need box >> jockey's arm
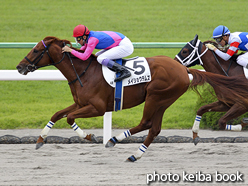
[215,49,232,61]
[215,41,239,61]
[80,44,87,51]
[71,37,99,61]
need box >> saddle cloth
[102,57,151,88]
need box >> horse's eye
[34,49,39,53]
[182,50,187,54]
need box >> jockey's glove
[205,43,216,51]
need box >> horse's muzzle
[16,64,34,75]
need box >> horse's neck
[202,56,243,76]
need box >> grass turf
[1,0,247,129]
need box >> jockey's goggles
[214,37,223,43]
[75,37,82,46]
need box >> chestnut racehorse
[175,35,248,145]
[17,36,248,161]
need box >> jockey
[206,25,248,68]
[62,24,134,82]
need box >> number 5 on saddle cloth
[102,57,151,111]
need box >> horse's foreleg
[192,101,229,145]
[36,103,78,149]
[192,115,201,145]
[66,104,105,143]
[69,122,97,142]
[36,121,55,149]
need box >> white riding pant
[237,52,248,68]
[96,37,134,64]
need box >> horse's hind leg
[105,117,153,148]
[106,98,170,162]
[218,103,247,131]
[126,107,165,162]
[241,118,248,128]
[105,99,157,148]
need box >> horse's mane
[203,40,227,52]
[43,36,97,58]
[203,40,243,62]
[44,36,71,46]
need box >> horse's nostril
[16,65,23,72]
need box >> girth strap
[114,59,124,111]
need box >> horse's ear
[192,34,198,46]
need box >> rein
[68,56,92,86]
[66,52,83,87]
[211,51,229,77]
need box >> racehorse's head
[175,34,205,67]
[16,36,71,75]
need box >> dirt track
[0,143,247,185]
[0,129,247,185]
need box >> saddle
[107,56,139,72]
[102,56,151,88]
[122,56,139,62]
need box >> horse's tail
[188,68,248,107]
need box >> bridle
[24,40,65,72]
[176,38,231,77]
[176,39,208,67]
[24,39,92,87]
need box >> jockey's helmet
[212,25,230,38]
[73,24,90,37]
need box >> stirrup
[114,70,131,82]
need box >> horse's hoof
[193,136,200,146]
[84,134,98,143]
[105,140,115,148]
[241,119,248,128]
[36,142,44,150]
[242,118,248,124]
[125,155,137,162]
[105,137,118,148]
[90,134,98,143]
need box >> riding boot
[102,59,131,82]
[111,62,131,82]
